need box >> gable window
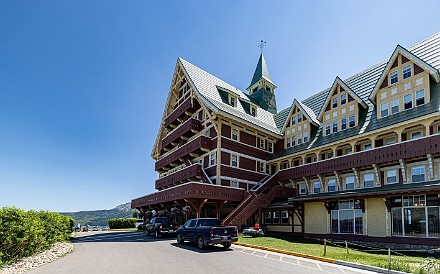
[404,94,413,110]
[332,121,338,133]
[286,137,290,148]
[259,138,265,149]
[341,117,347,130]
[230,181,238,188]
[391,98,399,114]
[325,123,331,135]
[345,176,355,190]
[332,98,338,108]
[297,113,303,122]
[291,116,296,125]
[209,152,217,166]
[403,65,412,79]
[349,115,355,127]
[386,170,397,184]
[341,94,347,105]
[299,182,307,195]
[268,142,273,153]
[251,106,257,117]
[313,181,321,194]
[416,89,425,106]
[303,132,308,143]
[327,179,336,192]
[231,154,238,167]
[231,128,238,141]
[411,166,425,183]
[380,102,389,118]
[363,173,374,188]
[390,71,398,85]
[291,136,296,146]
[229,96,236,107]
[297,133,303,145]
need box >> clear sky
[1,1,439,212]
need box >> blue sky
[1,1,439,212]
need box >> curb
[233,242,407,274]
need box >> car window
[149,218,155,224]
[188,220,197,227]
[199,219,220,226]
[183,220,192,227]
[156,217,171,223]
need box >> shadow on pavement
[170,242,234,253]
[73,231,174,243]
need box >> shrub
[108,218,136,229]
[0,207,74,266]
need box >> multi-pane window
[328,179,337,192]
[349,115,355,127]
[403,65,412,79]
[341,117,347,130]
[231,128,238,141]
[268,142,273,153]
[411,166,425,183]
[416,89,425,106]
[313,181,321,194]
[386,170,397,184]
[341,94,347,105]
[259,138,265,149]
[297,113,303,122]
[363,173,374,188]
[411,131,422,140]
[391,98,399,114]
[260,162,265,173]
[345,176,355,190]
[390,71,398,84]
[230,181,238,188]
[291,116,296,125]
[273,212,280,224]
[231,154,238,167]
[291,136,296,146]
[380,102,389,118]
[332,98,338,108]
[286,137,290,148]
[404,94,413,110]
[264,212,271,224]
[281,211,289,224]
[303,132,308,143]
[210,152,216,166]
[299,182,307,195]
[325,123,331,135]
[385,136,397,145]
[229,96,235,107]
[251,107,256,117]
[331,200,363,234]
[332,121,338,133]
[298,133,303,145]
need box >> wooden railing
[162,118,202,149]
[155,164,202,190]
[164,98,200,128]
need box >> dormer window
[291,116,296,125]
[251,106,257,117]
[325,123,331,135]
[403,65,412,79]
[297,113,303,122]
[341,94,347,105]
[332,121,338,133]
[390,71,398,84]
[229,96,236,107]
[349,115,355,127]
[332,98,338,108]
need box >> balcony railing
[162,118,203,149]
[164,98,200,128]
[155,164,202,190]
[131,182,246,208]
[155,135,212,171]
[278,134,440,182]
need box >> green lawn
[238,234,438,273]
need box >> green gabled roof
[248,53,274,88]
[249,87,277,114]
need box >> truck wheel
[223,242,231,249]
[155,230,160,238]
[176,233,184,244]
[197,236,205,249]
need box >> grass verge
[108,228,137,231]
[237,234,438,273]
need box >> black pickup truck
[145,217,180,238]
[176,218,238,249]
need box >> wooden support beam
[352,168,360,189]
[185,198,208,218]
[333,171,342,191]
[372,164,381,187]
[213,201,227,219]
[428,154,434,179]
[399,159,407,183]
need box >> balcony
[164,98,200,129]
[278,134,440,182]
[156,164,202,190]
[155,135,212,172]
[162,118,203,150]
[131,182,246,208]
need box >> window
[251,107,256,117]
[363,143,372,150]
[345,176,355,190]
[209,152,216,166]
[268,142,273,153]
[327,179,336,192]
[363,173,374,188]
[291,116,296,125]
[416,89,425,106]
[332,121,338,133]
[291,136,296,146]
[344,147,352,155]
[380,102,389,118]
[297,113,303,122]
[332,98,338,108]
[230,181,238,188]
[341,117,347,130]
[349,115,355,127]
[411,166,425,183]
[259,138,265,149]
[403,65,412,79]
[411,131,422,140]
[341,94,347,105]
[259,162,265,173]
[229,96,235,107]
[231,128,238,141]
[325,123,331,135]
[273,212,280,224]
[404,94,413,110]
[313,181,321,194]
[303,132,308,143]
[331,200,363,234]
[297,133,303,145]
[391,98,399,114]
[264,212,271,224]
[386,170,397,184]
[286,137,290,148]
[231,154,238,167]
[390,71,398,84]
[281,211,289,224]
[385,136,396,145]
[299,182,307,195]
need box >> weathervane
[258,40,266,53]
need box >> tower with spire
[247,52,278,114]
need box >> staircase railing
[221,192,256,225]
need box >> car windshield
[199,219,220,226]
[156,217,171,223]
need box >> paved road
[29,231,376,274]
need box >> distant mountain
[60,202,136,226]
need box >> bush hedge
[108,218,136,229]
[0,207,74,267]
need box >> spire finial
[258,40,266,53]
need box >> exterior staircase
[221,172,296,228]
